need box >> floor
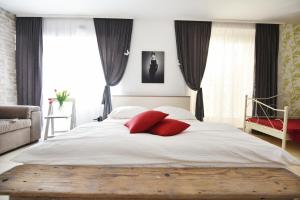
[0,131,67,200]
[0,146,29,200]
[251,131,300,159]
[0,131,300,200]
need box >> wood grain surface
[1,165,300,200]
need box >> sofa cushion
[0,119,31,135]
[0,106,40,119]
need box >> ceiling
[0,0,300,23]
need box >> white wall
[111,19,187,96]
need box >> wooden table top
[0,164,300,200]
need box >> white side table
[44,98,76,140]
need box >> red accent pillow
[125,111,168,133]
[150,119,190,136]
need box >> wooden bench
[1,165,300,200]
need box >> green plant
[55,89,70,108]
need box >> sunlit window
[42,18,105,128]
[201,23,255,127]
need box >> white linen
[108,106,148,119]
[12,119,300,168]
[154,106,196,120]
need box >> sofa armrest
[0,105,40,119]
[30,110,42,142]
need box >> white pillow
[153,106,196,120]
[108,106,148,119]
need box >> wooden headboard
[112,95,190,110]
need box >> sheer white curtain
[42,18,105,126]
[201,23,255,127]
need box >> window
[201,23,255,127]
[42,18,105,127]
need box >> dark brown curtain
[253,24,279,117]
[16,17,43,106]
[94,18,133,119]
[175,20,212,121]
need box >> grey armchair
[0,105,41,154]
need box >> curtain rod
[16,14,285,24]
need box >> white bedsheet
[12,119,300,168]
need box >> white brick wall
[0,7,17,105]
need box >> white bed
[5,101,300,200]
[13,117,300,168]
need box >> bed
[243,95,300,149]
[1,96,300,199]
[10,118,300,168]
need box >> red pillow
[125,111,168,133]
[149,119,190,136]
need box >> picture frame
[142,51,164,83]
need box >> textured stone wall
[0,7,17,105]
[278,24,300,117]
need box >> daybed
[244,95,300,149]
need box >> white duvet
[12,119,300,168]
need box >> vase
[56,104,66,115]
[58,101,64,109]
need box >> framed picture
[142,51,164,83]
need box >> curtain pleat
[175,20,212,121]
[94,18,133,119]
[253,24,279,117]
[16,17,43,106]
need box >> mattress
[12,119,300,168]
[247,117,300,141]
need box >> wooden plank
[0,165,300,200]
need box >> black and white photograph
[142,51,164,83]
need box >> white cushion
[153,106,196,120]
[108,106,148,119]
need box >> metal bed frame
[243,95,289,149]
